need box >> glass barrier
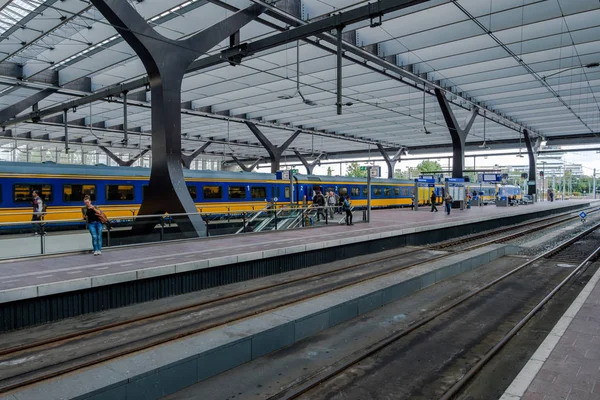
[0,205,360,260]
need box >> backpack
[94,207,109,224]
[342,199,350,211]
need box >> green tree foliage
[346,162,368,178]
[393,169,407,179]
[416,160,442,173]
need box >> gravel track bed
[515,212,600,257]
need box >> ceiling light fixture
[541,62,600,80]
[421,81,430,134]
[277,40,318,106]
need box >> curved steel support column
[90,0,265,237]
[523,129,541,196]
[245,122,300,172]
[99,146,149,167]
[434,88,477,178]
[377,144,404,179]
[294,151,324,175]
[181,141,211,169]
[231,155,262,172]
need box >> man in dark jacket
[313,191,326,222]
[430,190,438,212]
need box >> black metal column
[90,0,265,237]
[122,90,128,145]
[99,146,149,167]
[231,155,262,172]
[336,26,343,115]
[377,144,404,179]
[294,151,324,175]
[523,129,541,196]
[181,141,211,169]
[434,88,477,178]
[245,122,300,173]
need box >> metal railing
[0,205,362,259]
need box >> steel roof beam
[293,151,325,175]
[230,155,263,172]
[0,88,57,125]
[99,145,149,167]
[246,121,300,173]
[181,141,212,169]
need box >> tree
[416,160,442,174]
[346,162,367,178]
[393,168,406,179]
[327,166,333,176]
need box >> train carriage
[0,161,430,227]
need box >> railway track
[0,206,596,394]
[266,223,600,400]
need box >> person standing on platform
[83,195,105,255]
[444,192,453,215]
[430,190,438,212]
[31,190,44,235]
[326,191,336,219]
[313,191,326,222]
[343,196,353,225]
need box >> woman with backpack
[83,195,107,255]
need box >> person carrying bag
[83,195,106,255]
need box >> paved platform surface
[501,261,600,400]
[0,200,594,304]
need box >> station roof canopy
[0,0,599,161]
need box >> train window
[63,184,96,202]
[187,185,197,200]
[251,186,267,199]
[106,185,134,201]
[351,187,360,196]
[284,187,290,198]
[362,187,368,196]
[274,186,280,200]
[339,187,348,196]
[203,185,222,199]
[229,186,246,199]
[0,184,2,203]
[373,187,382,196]
[14,184,52,203]
[394,188,400,196]
[384,188,391,197]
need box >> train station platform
[501,260,600,400]
[0,199,595,333]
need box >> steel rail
[0,206,592,354]
[439,235,600,399]
[0,208,596,392]
[269,221,600,400]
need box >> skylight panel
[0,0,43,36]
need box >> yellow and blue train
[0,161,445,226]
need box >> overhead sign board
[527,180,536,186]
[276,170,290,180]
[445,178,465,183]
[480,173,502,182]
[370,166,380,178]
